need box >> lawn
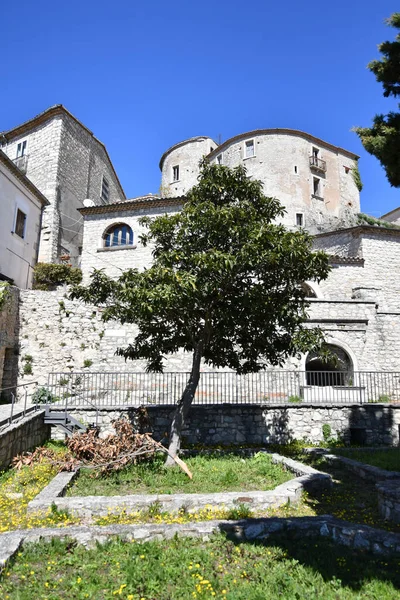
[334,448,400,472]
[272,445,400,534]
[67,452,292,496]
[1,534,400,599]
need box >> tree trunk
[165,345,202,466]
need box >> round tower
[159,136,217,197]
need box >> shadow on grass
[220,530,400,592]
[300,453,400,534]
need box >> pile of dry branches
[66,418,159,474]
[13,417,192,478]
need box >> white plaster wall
[0,163,43,288]
[2,118,63,264]
[80,203,183,282]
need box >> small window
[16,141,27,158]
[210,146,214,152]
[101,176,110,203]
[172,165,180,182]
[14,209,26,238]
[104,223,134,248]
[312,147,319,159]
[244,139,255,158]
[313,177,321,197]
[296,213,304,227]
[294,165,298,174]
[217,153,223,165]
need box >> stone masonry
[1,106,125,265]
[51,403,400,446]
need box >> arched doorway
[305,344,353,387]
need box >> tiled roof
[79,195,185,215]
[328,255,364,265]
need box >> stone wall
[16,286,400,397]
[55,403,400,446]
[0,287,19,399]
[0,411,50,469]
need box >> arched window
[103,223,134,248]
[305,344,353,387]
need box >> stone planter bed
[27,452,331,519]
[309,447,400,526]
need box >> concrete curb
[27,452,332,517]
[2,515,400,572]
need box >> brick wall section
[52,404,400,446]
[0,411,50,470]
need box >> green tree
[71,162,330,463]
[355,14,400,186]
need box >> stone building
[3,123,400,405]
[160,129,361,233]
[0,105,125,266]
[73,128,400,388]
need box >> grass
[68,452,292,497]
[334,448,400,472]
[2,533,400,599]
[0,442,78,533]
[273,445,400,534]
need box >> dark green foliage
[71,162,330,455]
[351,160,363,191]
[31,387,58,404]
[322,424,332,441]
[71,162,329,373]
[355,14,400,186]
[33,262,82,291]
[357,213,400,229]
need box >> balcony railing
[309,155,326,173]
[13,154,28,174]
[39,370,400,408]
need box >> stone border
[308,448,400,483]
[3,515,400,571]
[27,452,331,517]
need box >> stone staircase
[44,407,86,437]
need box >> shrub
[288,395,302,403]
[322,423,332,441]
[83,359,93,368]
[33,263,82,291]
[23,363,32,375]
[32,387,58,404]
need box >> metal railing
[309,155,327,172]
[44,371,400,408]
[12,154,28,174]
[0,381,41,429]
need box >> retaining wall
[54,403,400,446]
[0,411,50,470]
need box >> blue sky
[2,0,399,216]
